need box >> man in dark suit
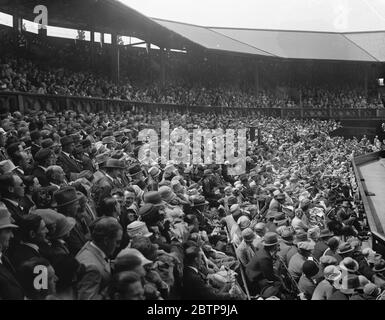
[30,130,42,160]
[246,232,283,295]
[56,136,82,181]
[76,217,122,300]
[32,148,56,187]
[80,139,96,172]
[7,213,49,271]
[0,173,26,224]
[91,159,125,209]
[0,207,24,300]
[182,246,233,300]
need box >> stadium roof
[154,18,383,62]
[1,0,385,62]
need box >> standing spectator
[0,206,24,300]
[76,217,122,300]
[298,260,319,299]
[236,228,256,267]
[0,173,26,223]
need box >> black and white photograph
[1,0,385,305]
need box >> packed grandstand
[1,1,385,301]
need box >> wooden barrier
[352,152,385,256]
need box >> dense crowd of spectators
[1,56,383,109]
[1,103,385,300]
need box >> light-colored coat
[76,241,111,300]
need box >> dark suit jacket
[246,247,278,286]
[81,155,95,172]
[313,240,329,261]
[32,166,49,187]
[67,222,89,256]
[2,198,24,224]
[0,255,25,300]
[57,152,82,180]
[182,266,231,300]
[7,243,42,272]
[31,143,41,159]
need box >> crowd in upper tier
[0,56,382,109]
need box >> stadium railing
[0,91,383,120]
[352,151,385,257]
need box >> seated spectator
[7,213,49,271]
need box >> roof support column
[111,33,120,84]
[254,60,260,94]
[364,66,368,97]
[90,31,95,69]
[160,47,166,88]
[12,10,22,34]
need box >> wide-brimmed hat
[237,216,251,230]
[0,160,19,174]
[261,232,279,247]
[143,191,166,207]
[41,138,61,149]
[158,186,177,203]
[34,148,53,163]
[273,212,288,226]
[102,159,125,169]
[320,255,338,266]
[116,247,153,266]
[254,222,266,232]
[189,196,209,207]
[339,257,359,273]
[294,231,308,244]
[138,203,162,223]
[319,228,334,239]
[337,242,354,255]
[334,274,361,294]
[323,265,342,281]
[373,259,385,273]
[297,241,315,252]
[242,228,256,242]
[0,206,18,230]
[126,221,153,238]
[52,187,82,208]
[60,136,74,147]
[34,209,76,240]
[281,229,294,243]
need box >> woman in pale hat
[312,265,342,300]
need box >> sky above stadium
[119,0,385,32]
